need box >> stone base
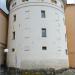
[6,67,69,75]
[69,67,75,69]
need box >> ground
[56,69,75,75]
[0,68,75,75]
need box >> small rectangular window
[65,49,68,55]
[41,10,46,18]
[12,48,15,52]
[13,32,15,40]
[42,46,47,50]
[22,0,28,2]
[65,33,67,40]
[51,0,57,4]
[42,28,46,37]
[13,14,16,21]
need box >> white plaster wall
[7,0,69,70]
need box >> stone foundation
[3,67,68,75]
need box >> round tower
[6,0,68,70]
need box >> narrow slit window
[41,10,46,18]
[42,28,47,37]
[13,32,15,40]
[13,14,16,21]
[65,49,68,55]
[65,33,67,41]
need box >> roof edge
[0,8,8,17]
[6,0,67,10]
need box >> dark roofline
[0,8,8,17]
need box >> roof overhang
[6,0,67,10]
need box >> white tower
[6,0,68,70]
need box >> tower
[0,9,8,67]
[6,0,68,70]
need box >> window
[65,33,67,41]
[65,49,68,55]
[61,5,64,8]
[12,48,15,52]
[42,46,47,50]
[41,10,46,18]
[42,28,46,37]
[13,14,16,21]
[22,0,28,2]
[13,32,15,40]
[51,0,57,4]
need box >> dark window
[13,32,15,40]
[13,14,16,21]
[22,0,28,2]
[12,48,15,52]
[65,33,67,41]
[51,0,57,4]
[41,10,46,18]
[65,49,68,55]
[42,28,46,37]
[42,46,47,50]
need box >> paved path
[0,68,75,75]
[57,69,75,75]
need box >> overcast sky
[0,0,75,14]
[67,0,75,3]
[0,0,8,13]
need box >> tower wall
[7,0,68,70]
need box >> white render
[7,0,69,70]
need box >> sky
[0,0,8,13]
[0,0,75,14]
[67,0,75,3]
